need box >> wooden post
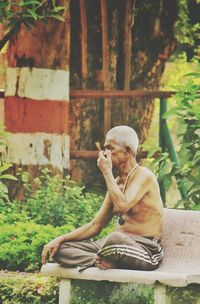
[101,0,111,134]
[80,0,88,80]
[123,0,134,124]
[59,279,72,304]
[154,283,167,304]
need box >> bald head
[105,126,139,155]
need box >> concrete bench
[41,208,200,304]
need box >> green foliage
[149,72,200,209]
[0,127,17,206]
[0,215,112,271]
[161,52,199,90]
[1,276,200,304]
[17,169,104,227]
[0,0,66,27]
[0,275,59,304]
[108,283,153,304]
[175,0,200,46]
[0,220,73,271]
[72,281,153,304]
[0,170,112,271]
[167,285,200,304]
[0,276,150,304]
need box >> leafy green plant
[149,72,200,209]
[175,0,200,46]
[109,283,153,304]
[0,127,17,206]
[0,169,113,271]
[167,285,200,304]
[0,221,74,271]
[16,169,104,227]
[0,275,59,304]
[0,214,112,271]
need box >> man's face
[103,138,127,168]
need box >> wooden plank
[123,0,133,124]
[70,150,98,159]
[0,90,177,99]
[101,0,111,133]
[80,0,88,79]
[70,150,159,159]
[70,90,175,98]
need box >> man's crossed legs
[54,232,163,271]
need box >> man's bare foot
[95,255,114,270]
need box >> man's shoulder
[137,166,158,185]
[138,165,155,178]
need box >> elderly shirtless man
[42,126,164,271]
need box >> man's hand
[41,236,64,264]
[97,150,112,173]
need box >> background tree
[70,0,179,186]
[2,0,199,189]
[3,0,70,199]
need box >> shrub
[0,275,59,304]
[0,275,150,304]
[15,169,104,227]
[149,73,200,209]
[0,221,74,272]
[0,127,17,206]
[0,170,114,272]
[0,219,113,272]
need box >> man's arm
[41,192,113,264]
[103,170,151,214]
[97,151,151,214]
[57,192,113,241]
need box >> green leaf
[50,14,65,22]
[18,1,25,6]
[0,2,8,9]
[147,147,161,158]
[24,0,41,5]
[184,72,200,78]
[162,107,178,119]
[18,0,40,6]
[52,6,65,13]
[0,163,12,174]
[0,174,17,180]
[26,9,38,20]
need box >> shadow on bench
[41,208,200,304]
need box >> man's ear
[125,146,132,155]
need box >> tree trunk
[69,0,178,187]
[5,2,70,199]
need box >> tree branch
[0,23,20,51]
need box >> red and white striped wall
[4,67,70,171]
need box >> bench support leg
[59,279,71,304]
[154,283,167,304]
